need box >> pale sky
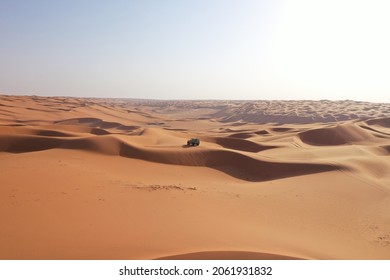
[1,0,389,102]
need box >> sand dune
[0,132,338,181]
[1,94,390,260]
[298,124,374,146]
[156,251,303,260]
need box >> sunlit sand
[1,95,390,259]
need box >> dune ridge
[155,251,304,260]
[0,128,339,181]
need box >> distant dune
[1,94,390,260]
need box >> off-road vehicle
[187,138,200,146]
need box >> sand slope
[1,95,390,259]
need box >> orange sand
[1,95,390,259]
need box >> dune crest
[155,251,304,260]
[0,130,339,181]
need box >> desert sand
[1,94,390,260]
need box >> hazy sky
[1,0,389,102]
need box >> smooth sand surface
[1,95,390,259]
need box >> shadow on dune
[181,144,194,148]
[255,129,270,135]
[119,141,338,181]
[227,132,255,139]
[36,130,76,137]
[213,137,277,153]
[381,145,390,154]
[271,127,293,132]
[0,135,121,155]
[298,124,374,146]
[0,134,339,182]
[366,117,390,128]
[55,117,140,131]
